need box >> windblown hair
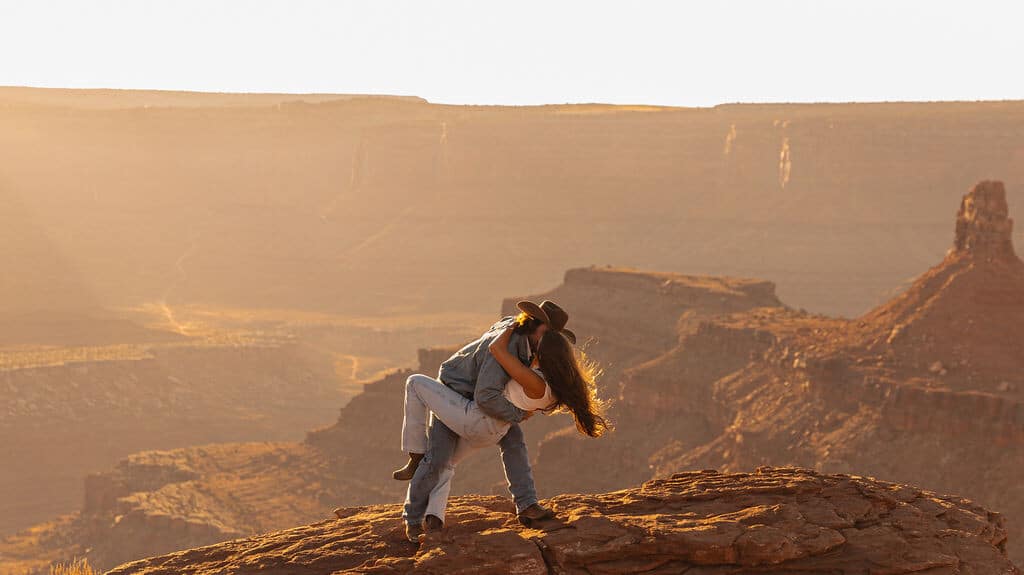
[535,331,611,438]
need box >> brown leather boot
[423,514,444,533]
[517,503,555,526]
[405,521,425,544]
[392,453,424,481]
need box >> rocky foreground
[106,467,1016,575]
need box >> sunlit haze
[7,1,1024,574]
[2,0,1022,105]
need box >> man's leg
[403,413,457,527]
[424,438,481,523]
[498,423,539,514]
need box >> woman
[394,311,610,530]
[488,320,610,439]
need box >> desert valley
[2,87,1024,574]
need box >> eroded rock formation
[654,181,1024,563]
[0,338,349,538]
[104,467,1017,575]
[953,180,1018,258]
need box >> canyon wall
[0,340,346,535]
[4,90,1024,319]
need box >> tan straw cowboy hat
[516,299,577,344]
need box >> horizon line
[3,84,1024,110]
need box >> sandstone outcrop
[105,467,1018,575]
[500,266,783,380]
[0,338,347,537]
[953,180,1017,257]
[653,181,1024,564]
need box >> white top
[503,367,557,411]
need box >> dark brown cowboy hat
[516,299,577,345]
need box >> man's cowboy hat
[516,299,577,344]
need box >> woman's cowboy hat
[516,299,577,344]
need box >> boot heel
[392,453,424,481]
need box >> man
[399,300,570,542]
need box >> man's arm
[474,335,527,423]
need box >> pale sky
[2,0,1022,106]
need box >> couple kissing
[389,299,610,544]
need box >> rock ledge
[106,466,1017,574]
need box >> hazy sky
[2,0,1022,106]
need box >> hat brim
[516,300,551,325]
[559,328,577,345]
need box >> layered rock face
[79,443,342,569]
[105,467,1018,575]
[851,180,1024,394]
[653,181,1024,563]
[500,267,782,380]
[522,280,798,495]
[0,339,347,536]
[0,442,343,572]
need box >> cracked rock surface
[105,467,1018,574]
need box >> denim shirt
[438,316,530,423]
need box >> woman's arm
[488,327,548,399]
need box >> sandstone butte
[104,467,1017,575]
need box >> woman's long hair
[535,329,611,438]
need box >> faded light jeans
[401,374,537,524]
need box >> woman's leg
[424,435,482,524]
[402,373,498,450]
[401,374,434,454]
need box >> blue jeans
[401,375,538,525]
[402,374,509,453]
